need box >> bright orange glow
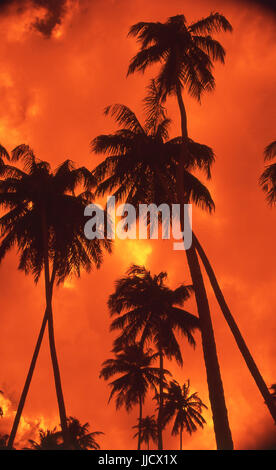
[0,0,275,450]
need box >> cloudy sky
[0,0,275,450]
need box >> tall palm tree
[100,343,162,450]
[127,12,234,449]
[108,265,199,450]
[260,140,276,205]
[132,415,158,450]
[162,379,207,450]
[92,93,276,427]
[0,145,111,448]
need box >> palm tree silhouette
[162,379,207,450]
[260,140,276,205]
[127,12,234,450]
[28,428,61,450]
[0,145,111,448]
[100,343,162,450]
[132,415,158,450]
[27,417,103,450]
[108,265,199,450]
[92,97,214,213]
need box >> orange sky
[0,0,275,450]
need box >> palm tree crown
[0,144,111,283]
[132,415,158,450]
[100,343,161,411]
[28,417,103,450]
[162,379,207,449]
[128,13,232,101]
[91,89,215,214]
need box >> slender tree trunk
[7,272,55,449]
[157,348,164,450]
[180,425,183,450]
[41,210,69,449]
[175,82,233,450]
[193,232,276,423]
[137,394,143,450]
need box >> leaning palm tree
[260,140,276,205]
[162,379,207,450]
[108,265,199,450]
[100,343,162,450]
[127,12,234,449]
[133,415,158,450]
[0,145,111,448]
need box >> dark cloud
[0,0,70,37]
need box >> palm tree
[92,90,276,429]
[133,415,158,450]
[28,428,61,450]
[63,417,103,450]
[0,145,111,448]
[100,343,162,450]
[108,265,199,450]
[260,140,276,205]
[162,379,207,450]
[127,12,234,450]
[27,417,103,450]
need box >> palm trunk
[7,271,55,449]
[157,348,164,450]
[180,425,183,450]
[41,210,69,448]
[193,232,276,423]
[137,394,143,450]
[175,82,233,450]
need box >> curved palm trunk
[175,82,233,450]
[7,271,55,449]
[137,394,143,450]
[41,211,69,449]
[180,425,183,450]
[157,348,164,450]
[193,232,276,423]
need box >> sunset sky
[0,0,275,450]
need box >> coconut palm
[260,140,276,205]
[91,97,213,450]
[108,265,199,450]
[127,12,234,450]
[28,428,61,450]
[162,379,207,450]
[133,415,158,450]
[27,417,103,450]
[0,145,111,448]
[92,98,214,214]
[63,417,103,450]
[100,343,162,450]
